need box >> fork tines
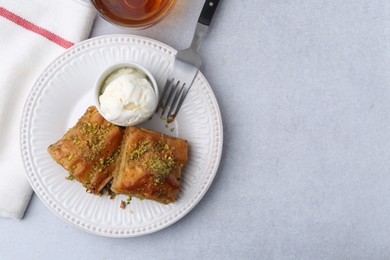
[156,78,191,123]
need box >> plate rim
[20,34,223,237]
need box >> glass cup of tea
[91,0,176,28]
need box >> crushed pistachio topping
[88,149,120,182]
[128,139,178,184]
[128,141,150,160]
[149,156,176,184]
[79,121,112,161]
[66,174,75,181]
[126,196,132,204]
[64,120,114,167]
[71,135,81,146]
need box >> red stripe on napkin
[0,7,74,48]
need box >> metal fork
[156,0,220,123]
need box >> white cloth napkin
[0,0,96,219]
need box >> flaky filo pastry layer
[111,126,188,204]
[48,106,124,194]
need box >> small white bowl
[94,62,159,126]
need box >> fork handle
[198,0,220,26]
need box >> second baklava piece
[111,126,189,204]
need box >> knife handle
[198,0,220,26]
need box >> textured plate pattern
[20,35,223,237]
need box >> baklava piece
[48,106,124,194]
[111,126,188,204]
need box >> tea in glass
[91,0,176,28]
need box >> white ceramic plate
[20,35,223,237]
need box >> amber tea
[91,0,176,28]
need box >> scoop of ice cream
[99,67,157,125]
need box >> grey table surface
[2,0,390,259]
